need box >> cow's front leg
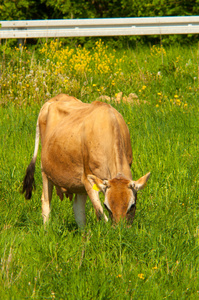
[41,171,53,224]
[84,179,108,222]
[73,194,87,228]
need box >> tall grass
[0,40,199,299]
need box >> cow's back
[39,96,132,192]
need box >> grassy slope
[0,42,199,299]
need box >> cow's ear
[87,175,108,193]
[129,172,151,191]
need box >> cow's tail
[22,117,40,199]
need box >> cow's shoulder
[89,101,128,133]
[91,100,111,107]
[91,100,123,118]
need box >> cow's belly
[41,130,86,194]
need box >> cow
[22,94,150,227]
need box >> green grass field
[0,40,199,299]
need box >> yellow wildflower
[138,274,144,279]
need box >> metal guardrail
[0,16,199,39]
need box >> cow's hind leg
[41,171,53,224]
[73,194,87,228]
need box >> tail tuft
[22,159,36,199]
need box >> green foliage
[40,0,199,19]
[0,41,199,299]
[0,0,52,20]
[1,0,33,20]
[1,0,199,20]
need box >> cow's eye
[103,185,110,193]
[104,203,112,216]
[128,203,136,212]
[104,202,109,211]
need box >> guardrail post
[18,38,24,48]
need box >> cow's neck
[110,124,132,180]
[110,153,132,180]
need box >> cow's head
[88,172,150,223]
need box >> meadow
[0,39,199,299]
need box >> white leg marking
[73,194,87,228]
[41,191,50,224]
[41,171,53,224]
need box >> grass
[0,39,199,299]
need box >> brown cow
[23,94,150,227]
